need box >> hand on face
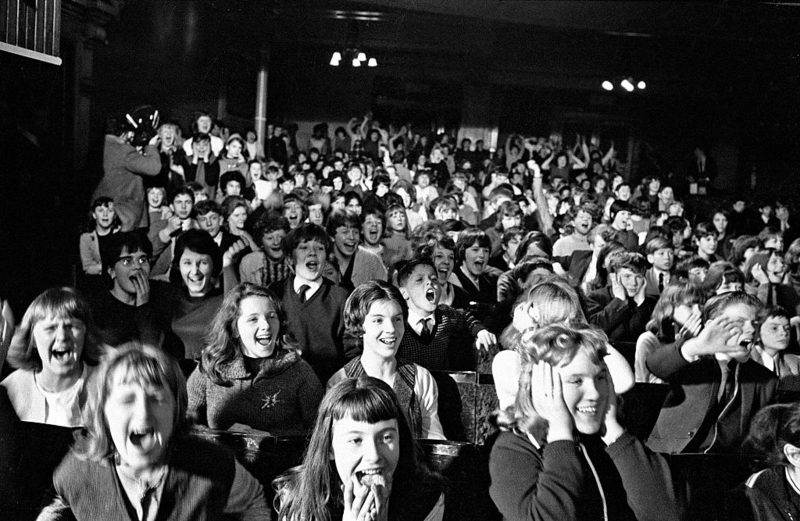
[531,361,574,443]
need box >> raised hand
[531,361,574,442]
[131,270,151,307]
[600,367,624,445]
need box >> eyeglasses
[117,255,150,267]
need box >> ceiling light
[357,52,367,62]
[637,81,646,89]
[330,55,341,66]
[352,58,361,67]
[368,58,377,67]
[620,79,634,92]
[601,81,613,91]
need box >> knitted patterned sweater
[187,348,323,436]
[398,305,485,371]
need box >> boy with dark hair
[150,186,197,281]
[586,252,657,343]
[644,235,676,298]
[694,222,721,263]
[609,200,638,252]
[489,227,525,272]
[553,223,615,292]
[674,255,710,286]
[268,223,356,382]
[239,211,291,286]
[184,132,220,202]
[195,200,237,252]
[325,210,387,292]
[396,257,495,371]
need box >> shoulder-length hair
[6,287,103,371]
[170,229,223,285]
[516,276,585,337]
[273,376,440,521]
[385,203,412,239]
[646,283,705,342]
[344,280,408,337]
[455,227,491,263]
[74,344,188,464]
[501,324,608,441]
[201,283,298,386]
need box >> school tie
[297,284,310,303]
[658,273,665,293]
[419,318,433,342]
[718,361,737,405]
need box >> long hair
[7,287,103,371]
[497,324,608,441]
[646,283,705,342]
[273,377,440,521]
[74,344,188,465]
[201,283,298,386]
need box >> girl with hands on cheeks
[274,377,445,521]
[489,324,685,521]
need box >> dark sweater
[52,437,236,520]
[398,305,485,371]
[585,286,657,343]
[187,349,322,435]
[87,285,167,348]
[269,276,356,383]
[489,431,684,521]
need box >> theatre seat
[430,371,499,445]
[618,382,670,440]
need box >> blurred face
[556,352,610,435]
[504,235,523,262]
[227,141,243,159]
[617,268,645,297]
[673,302,701,328]
[713,213,728,234]
[193,139,210,157]
[432,245,455,284]
[179,249,214,297]
[292,239,326,282]
[193,190,208,203]
[698,235,718,256]
[110,247,151,296]
[777,206,790,221]
[197,116,212,133]
[556,155,568,168]
[249,163,263,181]
[147,189,164,209]
[416,174,430,189]
[236,296,280,358]
[615,185,631,201]
[435,206,458,221]
[716,278,743,295]
[362,300,404,359]
[362,215,384,247]
[93,204,116,231]
[688,266,708,285]
[611,210,631,231]
[283,201,304,229]
[331,197,346,213]
[659,187,674,202]
[765,236,784,253]
[224,181,242,197]
[105,375,175,473]
[387,209,406,232]
[261,229,286,262]
[395,188,411,209]
[733,201,746,213]
[347,167,362,184]
[159,126,176,147]
[172,194,193,220]
[227,206,247,231]
[648,178,661,193]
[334,225,360,258]
[346,199,362,216]
[33,313,86,382]
[331,416,400,491]
[573,210,593,235]
[401,264,440,315]
[463,243,489,277]
[760,315,791,352]
[197,212,221,238]
[767,253,786,282]
[501,213,522,230]
[718,303,758,362]
[649,247,675,271]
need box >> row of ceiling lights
[602,78,646,92]
[330,51,377,67]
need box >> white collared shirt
[293,276,322,301]
[407,308,436,336]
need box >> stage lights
[329,50,377,68]
[600,77,647,92]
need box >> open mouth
[306,260,319,271]
[129,427,158,452]
[379,337,397,346]
[256,334,272,346]
[51,347,73,361]
[425,288,437,303]
[356,469,386,487]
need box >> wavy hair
[74,344,188,465]
[201,283,298,386]
[6,287,103,371]
[343,280,408,338]
[273,377,440,521]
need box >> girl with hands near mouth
[274,377,445,521]
[489,324,684,521]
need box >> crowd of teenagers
[3,107,800,519]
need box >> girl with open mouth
[42,345,270,520]
[274,376,445,521]
[2,287,103,427]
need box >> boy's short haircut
[145,186,166,198]
[185,182,205,194]
[361,206,386,225]
[675,255,711,279]
[326,210,361,237]
[253,211,290,242]
[730,235,760,265]
[101,230,154,270]
[664,216,688,236]
[759,305,791,324]
[702,261,745,295]
[758,226,783,246]
[588,224,615,245]
[281,222,332,260]
[194,200,221,217]
[569,202,600,223]
[609,200,631,221]
[694,222,716,239]
[278,175,295,185]
[396,257,436,288]
[343,280,408,337]
[429,196,458,216]
[502,226,525,247]
[373,174,391,189]
[552,214,572,235]
[632,199,652,218]
[645,236,674,255]
[610,252,648,275]
[456,227,492,262]
[192,132,211,144]
[91,196,114,210]
[489,185,515,205]
[219,171,246,191]
[413,230,456,259]
[442,219,465,236]
[170,185,195,204]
